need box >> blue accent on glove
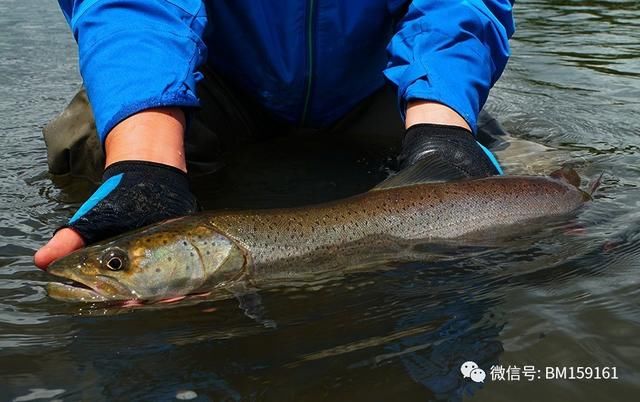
[399,124,501,179]
[61,161,198,245]
[476,142,504,175]
[69,173,123,224]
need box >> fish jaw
[47,282,109,303]
[46,261,137,302]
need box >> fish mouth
[47,280,109,303]
[46,265,133,303]
[45,262,221,305]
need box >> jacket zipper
[301,0,315,125]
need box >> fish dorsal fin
[373,156,469,191]
[549,166,581,188]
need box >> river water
[1,0,639,401]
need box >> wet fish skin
[46,169,590,302]
[47,223,246,302]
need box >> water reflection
[46,258,509,401]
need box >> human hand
[398,123,502,179]
[35,107,192,270]
[400,101,501,179]
[34,161,198,270]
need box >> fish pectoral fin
[373,157,468,191]
[231,285,277,329]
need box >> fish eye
[102,248,128,271]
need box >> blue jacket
[58,0,514,142]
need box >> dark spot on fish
[182,241,188,246]
[163,239,168,245]
[168,257,172,262]
[190,252,194,257]
[155,268,161,273]
[206,251,210,255]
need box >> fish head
[46,218,246,303]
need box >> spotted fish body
[46,169,591,302]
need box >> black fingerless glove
[62,161,199,244]
[398,124,502,179]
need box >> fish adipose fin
[373,157,469,191]
[588,172,604,196]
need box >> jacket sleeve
[383,0,514,132]
[57,0,208,142]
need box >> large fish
[45,167,597,303]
